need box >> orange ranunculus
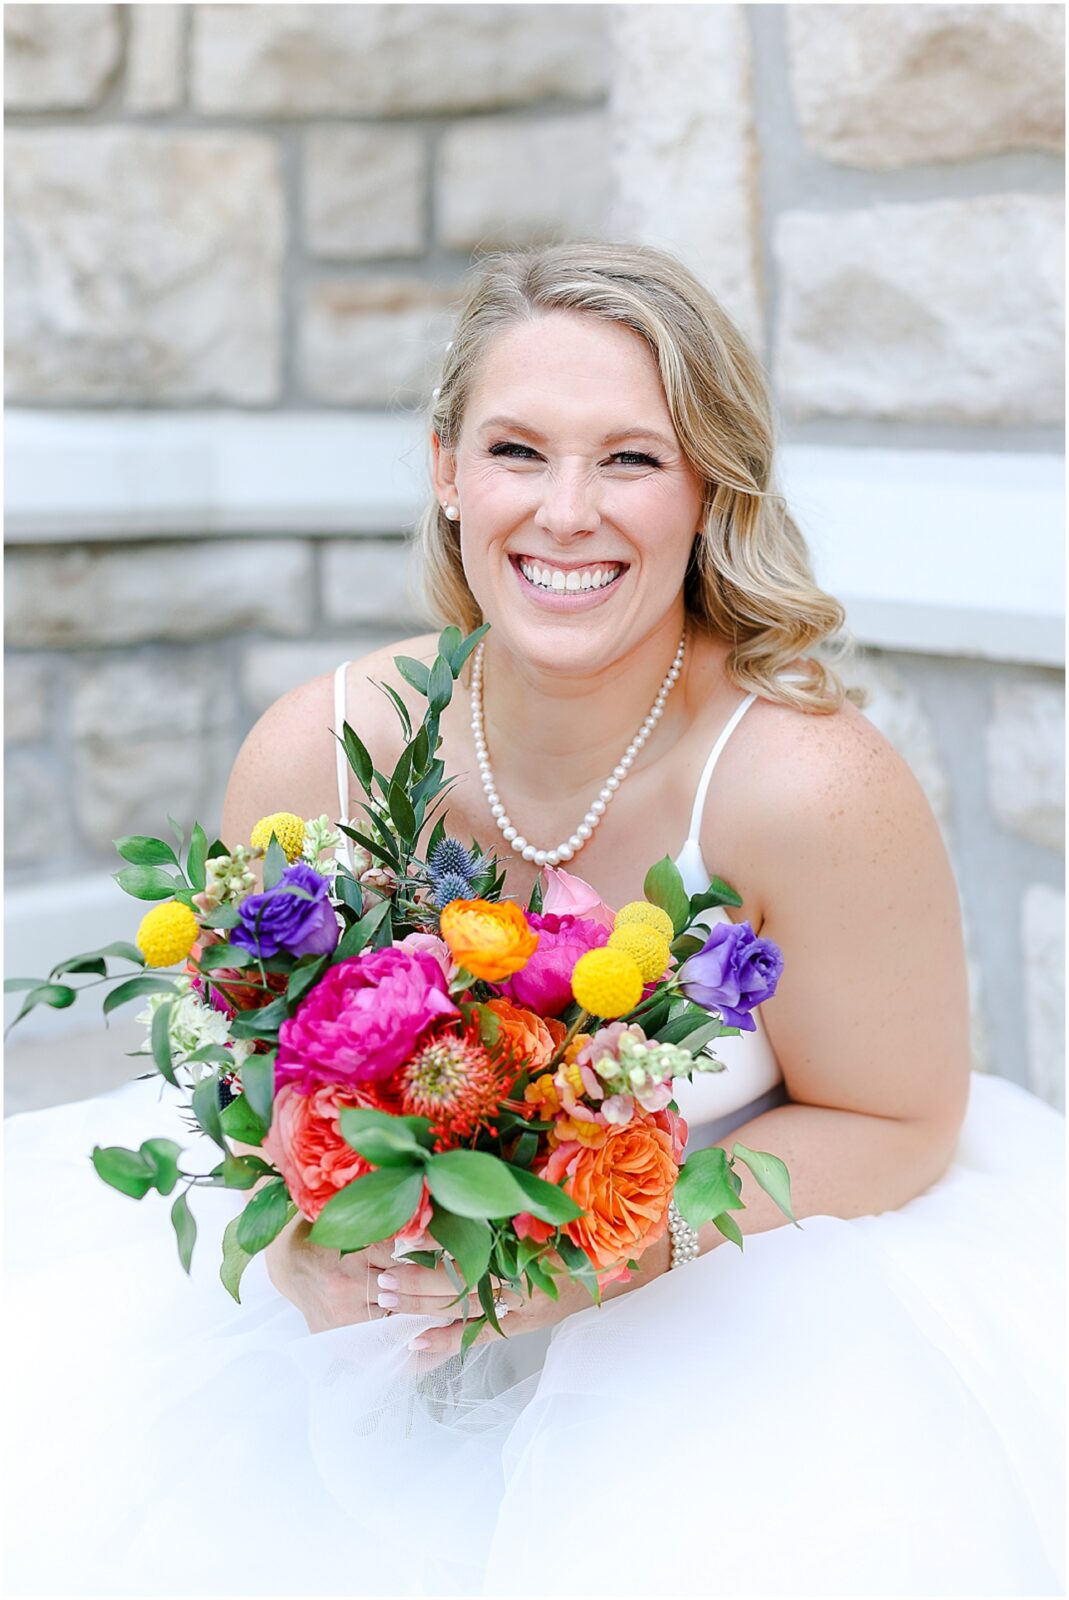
[483,997,566,1070]
[439,898,539,983]
[523,1072,561,1118]
[543,1107,681,1271]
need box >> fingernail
[408,1336,430,1351]
[377,1272,398,1290]
[377,1291,399,1309]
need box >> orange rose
[483,997,566,1070]
[543,1108,680,1271]
[439,899,539,983]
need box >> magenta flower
[276,948,459,1092]
[493,912,609,1018]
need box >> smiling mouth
[511,554,628,594]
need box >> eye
[488,442,662,467]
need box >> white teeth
[518,559,622,593]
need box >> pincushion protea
[398,1018,519,1149]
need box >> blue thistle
[428,837,477,882]
[432,870,474,910]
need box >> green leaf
[338,1107,429,1166]
[524,1254,560,1302]
[509,1164,585,1225]
[287,954,328,1007]
[192,1075,226,1151]
[308,1166,425,1250]
[171,1191,197,1273]
[220,1093,266,1146]
[689,875,743,917]
[394,1248,441,1270]
[113,864,180,901]
[446,622,490,677]
[332,897,392,964]
[713,1211,744,1249]
[527,872,544,915]
[91,1144,156,1199]
[426,654,453,716]
[114,835,180,869]
[187,823,209,893]
[202,904,241,930]
[553,1235,601,1304]
[394,655,431,696]
[642,855,691,936]
[220,1214,254,1303]
[236,1178,297,1255]
[196,942,254,972]
[459,1314,488,1358]
[373,680,413,742]
[731,1143,799,1225]
[183,1043,235,1067]
[338,823,401,874]
[213,1154,264,1190]
[511,1130,539,1169]
[424,1149,532,1221]
[239,1052,275,1131]
[387,780,416,845]
[674,1146,745,1229]
[228,995,289,1039]
[166,814,186,852]
[428,1207,492,1288]
[408,724,430,779]
[150,1001,178,1087]
[139,1137,182,1195]
[669,934,705,962]
[102,975,177,1017]
[262,835,288,890]
[478,1271,505,1335]
[339,721,374,795]
[437,625,462,666]
[7,981,77,1029]
[50,940,144,979]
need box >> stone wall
[4,4,1064,1106]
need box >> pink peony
[493,912,609,1018]
[276,948,458,1092]
[541,867,615,931]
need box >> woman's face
[432,311,706,676]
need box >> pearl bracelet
[667,1198,700,1269]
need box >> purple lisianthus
[493,911,609,1018]
[231,862,340,961]
[677,920,783,1032]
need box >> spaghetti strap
[684,691,759,843]
[333,662,352,872]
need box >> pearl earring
[443,504,460,521]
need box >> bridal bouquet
[6,625,796,1350]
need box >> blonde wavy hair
[413,240,861,713]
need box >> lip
[508,553,628,611]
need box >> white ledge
[4,410,1063,666]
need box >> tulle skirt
[4,1070,1064,1597]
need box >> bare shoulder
[220,631,438,843]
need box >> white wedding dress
[4,683,1064,1597]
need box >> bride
[5,241,1063,1596]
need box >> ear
[431,431,459,507]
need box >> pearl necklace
[470,631,687,868]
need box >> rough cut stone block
[5,749,65,865]
[125,4,185,113]
[192,4,607,115]
[71,651,237,851]
[608,4,762,354]
[787,5,1065,168]
[4,657,49,744]
[775,196,1064,424]
[4,4,120,110]
[987,681,1064,854]
[1021,884,1065,1111]
[303,126,426,260]
[300,278,462,404]
[321,539,424,626]
[5,129,283,403]
[438,112,610,251]
[241,634,405,719]
[5,542,313,648]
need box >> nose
[534,461,603,543]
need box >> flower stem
[544,1008,592,1074]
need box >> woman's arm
[695,699,971,1252]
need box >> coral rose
[439,899,539,983]
[263,1082,384,1222]
[483,997,566,1070]
[542,1107,685,1271]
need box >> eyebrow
[476,415,677,453]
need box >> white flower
[135,975,251,1079]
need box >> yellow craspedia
[607,923,672,983]
[136,901,199,969]
[614,900,675,945]
[571,948,644,1020]
[250,811,305,863]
